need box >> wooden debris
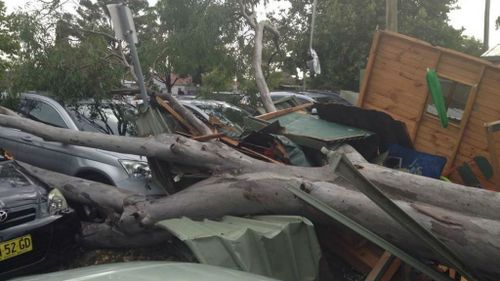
[358,30,500,188]
[155,96,199,135]
[256,103,314,121]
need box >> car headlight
[119,159,152,179]
[48,188,69,215]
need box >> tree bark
[240,2,278,113]
[155,93,213,136]
[3,114,500,280]
[252,21,278,113]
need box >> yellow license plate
[0,234,33,261]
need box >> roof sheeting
[156,216,322,281]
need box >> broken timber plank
[192,133,225,142]
[256,103,313,121]
[365,251,400,281]
[155,96,199,135]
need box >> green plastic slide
[426,68,448,128]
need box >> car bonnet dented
[0,161,46,209]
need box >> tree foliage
[282,0,484,91]
[148,0,241,92]
[0,0,486,100]
[3,0,151,102]
[0,0,19,90]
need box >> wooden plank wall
[358,31,500,190]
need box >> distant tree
[149,0,240,93]
[282,0,484,91]
[0,0,20,91]
[4,0,154,102]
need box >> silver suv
[0,93,166,196]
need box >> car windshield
[0,162,30,187]
[67,102,137,136]
[188,101,251,137]
[192,102,250,127]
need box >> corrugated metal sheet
[268,112,371,143]
[156,216,322,281]
[246,112,372,150]
[135,106,175,136]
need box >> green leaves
[1,0,485,101]
[152,0,239,88]
[282,0,484,91]
[0,0,20,80]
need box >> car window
[19,99,68,128]
[68,103,137,136]
[192,103,250,127]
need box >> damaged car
[0,157,80,279]
[0,93,166,197]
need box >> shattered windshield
[67,102,137,136]
[0,162,31,187]
[193,102,250,127]
[186,101,251,137]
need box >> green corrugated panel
[135,106,175,136]
[156,216,322,281]
[245,112,372,150]
[268,112,371,142]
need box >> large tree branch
[4,113,500,278]
[17,153,500,280]
[238,1,279,113]
[239,0,257,28]
[0,106,19,116]
[0,114,256,173]
[154,93,213,135]
[252,21,278,112]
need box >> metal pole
[126,33,149,104]
[309,0,318,51]
[111,3,149,104]
[304,0,319,91]
[386,0,398,32]
[484,0,490,50]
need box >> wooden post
[485,121,500,191]
[484,0,490,50]
[386,0,398,32]
[357,31,382,107]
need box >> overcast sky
[5,0,500,48]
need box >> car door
[0,126,21,157]
[15,98,78,174]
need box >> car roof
[21,92,60,105]
[270,91,315,101]
[181,99,248,112]
[12,262,279,281]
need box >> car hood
[0,161,44,207]
[12,262,279,281]
[94,148,147,162]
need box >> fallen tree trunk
[239,1,278,113]
[2,114,500,280]
[155,93,213,135]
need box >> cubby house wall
[358,30,500,190]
